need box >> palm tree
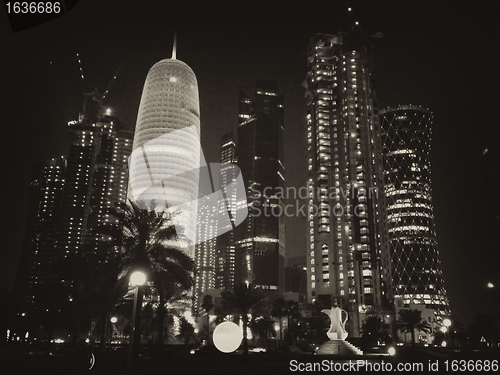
[221,283,265,355]
[361,315,384,336]
[201,295,214,344]
[361,315,392,346]
[107,200,195,348]
[285,300,301,345]
[396,309,431,346]
[50,243,121,350]
[271,298,287,345]
[176,317,197,353]
[249,316,275,350]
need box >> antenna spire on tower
[172,31,177,59]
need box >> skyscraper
[193,200,217,315]
[379,105,449,315]
[304,30,392,336]
[15,156,66,311]
[193,132,243,315]
[16,103,132,314]
[55,109,132,256]
[235,80,285,300]
[128,44,201,257]
[215,132,238,291]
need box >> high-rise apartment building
[128,47,201,257]
[193,200,217,315]
[235,80,285,300]
[16,102,132,313]
[379,105,449,315]
[15,157,66,311]
[55,109,132,256]
[304,30,392,336]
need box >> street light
[127,271,146,375]
[443,318,451,347]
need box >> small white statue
[322,305,348,340]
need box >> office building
[235,80,285,301]
[379,105,449,315]
[127,45,201,257]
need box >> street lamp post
[127,271,146,375]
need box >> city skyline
[1,0,500,327]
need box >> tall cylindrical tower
[128,53,201,256]
[379,105,449,316]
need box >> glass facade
[235,80,285,301]
[128,58,201,257]
[380,105,449,314]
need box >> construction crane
[76,52,123,121]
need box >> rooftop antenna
[171,30,177,59]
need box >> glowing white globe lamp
[212,322,243,353]
[130,271,147,286]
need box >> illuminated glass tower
[235,81,285,300]
[128,43,201,257]
[304,30,392,336]
[379,105,449,315]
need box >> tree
[201,295,214,344]
[220,283,265,355]
[396,309,431,346]
[468,313,500,348]
[361,315,384,336]
[249,316,275,350]
[49,243,122,350]
[271,299,301,346]
[271,298,287,345]
[284,300,301,345]
[361,315,392,346]
[107,200,195,348]
[176,317,197,353]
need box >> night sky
[1,0,499,326]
